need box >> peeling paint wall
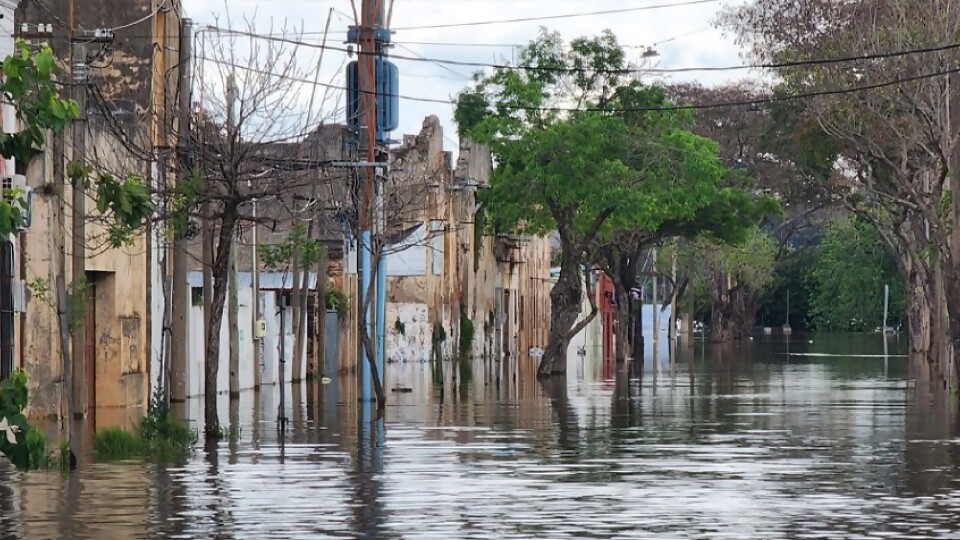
[14,1,182,422]
[337,118,553,374]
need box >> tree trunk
[732,289,759,340]
[315,251,328,378]
[204,206,238,440]
[615,289,630,363]
[291,251,302,382]
[539,253,586,377]
[708,271,734,343]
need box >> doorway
[84,273,97,429]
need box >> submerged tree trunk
[615,289,630,363]
[708,270,735,343]
[204,205,239,440]
[539,252,597,376]
[732,289,759,340]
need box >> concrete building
[10,0,183,426]
[338,116,553,371]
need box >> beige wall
[15,1,183,421]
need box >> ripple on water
[3,341,960,538]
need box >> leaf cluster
[458,29,778,262]
[259,222,324,270]
[0,370,58,470]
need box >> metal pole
[883,284,890,333]
[278,293,287,429]
[171,19,192,404]
[252,196,261,389]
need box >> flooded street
[3,334,960,539]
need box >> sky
[182,0,752,151]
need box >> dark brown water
[3,334,959,539]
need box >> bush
[0,370,60,471]
[93,390,197,462]
[93,427,142,459]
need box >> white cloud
[183,0,751,149]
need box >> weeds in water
[93,427,142,459]
[93,390,198,462]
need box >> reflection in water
[5,335,960,538]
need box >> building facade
[10,0,182,426]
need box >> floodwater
[3,333,960,539]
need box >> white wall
[385,302,430,363]
[566,285,603,361]
[185,286,301,397]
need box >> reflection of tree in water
[902,380,957,497]
[199,440,237,539]
[539,377,579,461]
[147,464,189,539]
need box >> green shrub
[93,390,197,462]
[93,427,142,459]
[0,370,54,470]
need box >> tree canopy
[455,28,777,372]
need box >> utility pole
[355,0,380,404]
[226,74,240,398]
[171,18,193,404]
[70,37,87,418]
[346,0,396,404]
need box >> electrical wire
[202,25,960,76]
[197,52,960,114]
[389,0,718,31]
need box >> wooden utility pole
[171,18,192,404]
[70,37,87,418]
[226,74,240,398]
[357,0,379,402]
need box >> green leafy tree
[456,30,635,376]
[457,29,774,372]
[809,218,904,332]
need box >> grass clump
[93,390,197,461]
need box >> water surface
[4,334,959,539]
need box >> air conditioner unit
[1,174,32,231]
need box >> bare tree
[722,0,960,384]
[158,21,344,439]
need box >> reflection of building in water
[17,464,150,539]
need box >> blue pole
[376,251,387,388]
[360,231,373,402]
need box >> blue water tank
[346,57,400,143]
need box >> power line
[202,26,960,76]
[196,52,960,113]
[389,0,719,31]
[392,27,714,51]
[199,0,719,37]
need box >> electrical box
[255,319,267,339]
